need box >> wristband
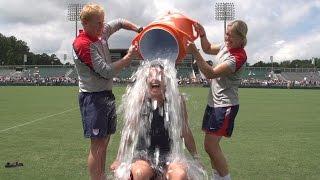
[137,27,143,33]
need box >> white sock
[220,173,231,180]
[212,169,221,180]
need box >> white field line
[0,107,78,133]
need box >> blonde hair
[80,3,105,22]
[228,20,248,47]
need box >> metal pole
[215,2,235,36]
[224,6,227,35]
[224,18,226,35]
[23,54,27,69]
[76,5,78,37]
[68,3,84,38]
[76,17,78,37]
[313,57,316,73]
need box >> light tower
[215,2,235,34]
[68,3,84,38]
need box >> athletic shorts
[202,104,239,137]
[78,90,117,138]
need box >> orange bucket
[132,12,199,64]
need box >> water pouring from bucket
[132,12,199,64]
[112,59,208,180]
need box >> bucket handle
[131,32,144,59]
[132,33,141,46]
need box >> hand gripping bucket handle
[174,13,199,42]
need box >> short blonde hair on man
[228,20,248,47]
[80,3,105,22]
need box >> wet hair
[228,20,248,47]
[149,61,164,69]
[80,3,105,22]
[147,63,164,82]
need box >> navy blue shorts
[202,105,239,137]
[79,90,117,138]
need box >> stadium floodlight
[215,2,235,34]
[312,57,316,72]
[68,3,85,38]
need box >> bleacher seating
[1,65,319,86]
[118,67,137,79]
[39,67,70,77]
[241,68,270,79]
[66,68,78,78]
[280,72,320,82]
[26,66,74,78]
[274,73,287,81]
[176,67,193,78]
[0,68,15,76]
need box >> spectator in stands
[187,20,248,180]
[72,3,142,180]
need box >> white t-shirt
[207,45,247,107]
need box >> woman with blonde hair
[188,20,248,180]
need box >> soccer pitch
[0,86,319,180]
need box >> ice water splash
[114,59,208,180]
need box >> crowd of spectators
[0,76,77,86]
[240,78,320,88]
[1,71,320,89]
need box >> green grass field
[0,86,319,180]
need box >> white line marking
[0,107,78,133]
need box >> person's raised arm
[90,45,138,79]
[187,43,233,79]
[194,23,220,55]
[112,45,139,73]
[104,19,142,39]
[119,19,143,33]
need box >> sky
[0,0,319,65]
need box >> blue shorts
[202,105,239,137]
[79,90,117,138]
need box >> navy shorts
[202,105,239,137]
[79,90,117,138]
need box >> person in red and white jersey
[188,20,248,180]
[72,3,141,180]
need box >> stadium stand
[29,66,74,78]
[118,66,137,79]
[0,49,319,88]
[176,67,193,78]
[280,72,320,82]
[241,67,271,80]
[0,67,15,76]
[273,73,287,81]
